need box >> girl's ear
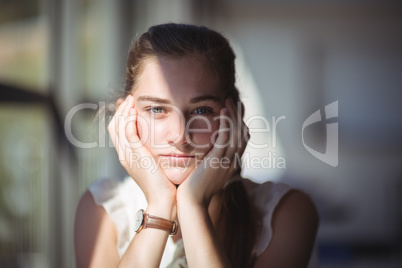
[116,98,124,109]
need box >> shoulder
[242,179,292,206]
[74,190,120,267]
[242,179,316,222]
[253,189,319,268]
[79,176,147,259]
[272,189,319,236]
[74,190,117,235]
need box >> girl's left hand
[177,98,249,207]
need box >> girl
[74,23,318,268]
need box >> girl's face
[132,56,225,185]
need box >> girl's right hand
[107,95,177,218]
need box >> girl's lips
[161,154,195,158]
[159,154,195,167]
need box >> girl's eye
[193,107,212,114]
[148,107,164,114]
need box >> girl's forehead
[134,56,224,100]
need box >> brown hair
[124,23,239,102]
[123,23,258,267]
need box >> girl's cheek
[189,118,220,148]
[136,112,155,146]
[138,115,169,147]
[191,133,213,148]
[137,121,148,146]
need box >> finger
[223,99,240,158]
[108,98,126,132]
[207,107,231,158]
[229,127,246,171]
[113,96,132,160]
[126,108,141,145]
[109,96,130,138]
[118,96,134,139]
[108,99,129,151]
[122,94,134,116]
[107,116,117,149]
[241,123,250,152]
[231,113,250,172]
[123,108,156,166]
[229,132,247,173]
[115,95,130,117]
[227,99,249,156]
[113,94,132,127]
[230,120,249,170]
[118,113,130,154]
[120,95,135,140]
[116,95,135,147]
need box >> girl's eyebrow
[190,95,222,104]
[137,95,222,104]
[137,96,171,104]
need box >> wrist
[146,195,176,221]
[177,186,209,209]
[135,209,178,235]
[176,198,210,231]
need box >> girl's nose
[166,115,189,146]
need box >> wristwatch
[134,209,178,235]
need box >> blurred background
[0,0,401,267]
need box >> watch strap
[136,210,178,235]
[144,213,177,235]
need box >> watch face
[134,210,144,232]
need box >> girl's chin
[163,167,192,185]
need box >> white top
[88,176,319,267]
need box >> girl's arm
[74,191,120,268]
[74,95,177,267]
[118,198,176,267]
[74,190,176,268]
[111,95,177,267]
[177,197,231,268]
[177,99,248,267]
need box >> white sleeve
[242,180,292,256]
[88,176,146,257]
[243,179,320,267]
